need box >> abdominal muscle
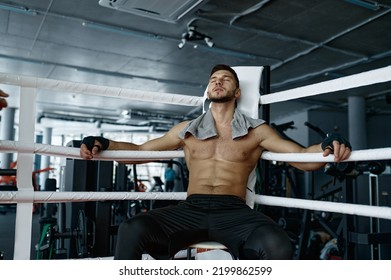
[186,160,252,199]
[183,135,262,200]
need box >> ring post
[13,86,37,260]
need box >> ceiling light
[178,38,187,49]
[204,37,214,48]
[121,109,131,118]
[178,26,214,49]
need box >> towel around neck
[178,109,265,140]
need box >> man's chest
[184,135,260,162]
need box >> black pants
[165,180,175,192]
[114,194,292,260]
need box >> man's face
[207,70,240,103]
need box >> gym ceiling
[0,0,390,135]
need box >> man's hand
[321,133,352,162]
[0,90,9,110]
[80,136,109,160]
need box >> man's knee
[118,216,151,239]
[240,225,293,260]
[115,215,166,259]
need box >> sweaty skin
[80,70,351,200]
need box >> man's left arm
[258,124,352,171]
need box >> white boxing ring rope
[0,191,391,220]
[1,142,391,221]
[0,73,203,107]
[1,65,390,107]
[0,191,391,219]
[1,140,391,162]
[260,65,391,104]
[0,65,391,260]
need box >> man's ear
[206,86,211,98]
[235,88,241,99]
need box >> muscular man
[0,89,9,110]
[80,64,351,259]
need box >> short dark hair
[210,64,239,88]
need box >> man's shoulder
[167,121,191,138]
[174,120,191,131]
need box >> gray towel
[179,109,265,140]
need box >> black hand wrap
[81,136,109,151]
[321,133,352,152]
[322,133,353,180]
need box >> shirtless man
[80,64,351,259]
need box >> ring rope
[0,191,187,203]
[254,195,391,220]
[0,140,390,221]
[0,73,203,107]
[0,191,390,220]
[261,148,391,162]
[0,191,186,204]
[261,65,391,104]
[0,140,390,162]
[2,66,390,108]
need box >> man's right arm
[79,121,188,160]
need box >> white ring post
[13,86,37,260]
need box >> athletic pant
[114,194,292,259]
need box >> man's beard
[208,89,236,103]
[208,95,235,103]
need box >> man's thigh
[209,208,279,255]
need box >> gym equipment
[36,210,94,259]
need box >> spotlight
[177,25,214,49]
[204,37,214,48]
[120,109,131,119]
[178,38,186,49]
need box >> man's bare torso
[183,127,263,200]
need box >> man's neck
[210,103,235,127]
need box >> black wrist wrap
[81,136,109,151]
[321,133,352,151]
